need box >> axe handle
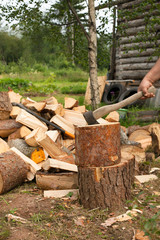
[93,86,156,120]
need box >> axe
[83,86,156,125]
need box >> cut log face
[0,150,29,194]
[0,119,22,138]
[75,123,121,167]
[16,109,48,132]
[0,92,12,120]
[36,172,78,190]
[78,153,135,210]
[128,129,152,149]
[64,97,79,109]
[8,126,32,141]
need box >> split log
[46,130,60,142]
[78,152,135,210]
[84,76,106,105]
[8,90,22,103]
[75,123,121,167]
[16,109,48,132]
[50,114,75,136]
[0,119,22,138]
[0,92,12,120]
[25,127,44,147]
[148,123,160,155]
[10,106,21,119]
[0,150,29,194]
[44,189,79,198]
[44,104,64,116]
[0,138,10,153]
[63,110,87,127]
[44,96,58,105]
[73,106,86,113]
[36,131,68,159]
[21,97,36,105]
[42,158,78,172]
[128,129,152,149]
[25,102,46,112]
[11,147,41,175]
[105,111,120,122]
[8,126,32,141]
[36,172,78,190]
[64,97,79,109]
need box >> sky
[1,0,113,33]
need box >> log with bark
[78,152,135,210]
[0,150,29,194]
[36,172,78,190]
[0,92,12,120]
[0,119,22,138]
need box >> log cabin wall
[114,0,160,85]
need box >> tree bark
[88,0,100,109]
[78,153,135,210]
[75,123,121,167]
[0,150,28,194]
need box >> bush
[0,78,31,91]
[60,84,86,94]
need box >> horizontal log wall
[114,0,160,84]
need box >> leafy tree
[0,31,24,64]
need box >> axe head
[83,111,99,125]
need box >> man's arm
[138,58,160,98]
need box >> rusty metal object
[75,123,121,167]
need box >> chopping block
[75,123,135,210]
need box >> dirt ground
[0,160,160,240]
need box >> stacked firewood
[0,90,159,196]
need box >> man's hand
[138,77,155,99]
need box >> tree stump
[0,150,29,194]
[75,123,121,167]
[78,152,135,210]
[75,124,135,210]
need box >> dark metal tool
[83,86,156,125]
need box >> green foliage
[60,84,86,94]
[0,78,31,91]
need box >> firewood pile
[0,90,159,197]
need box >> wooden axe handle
[93,86,156,120]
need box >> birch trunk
[88,0,100,110]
